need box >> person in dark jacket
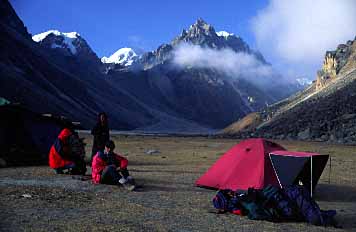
[91,112,110,162]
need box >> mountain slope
[0,0,158,129]
[222,37,356,143]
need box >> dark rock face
[0,0,30,38]
[109,66,273,129]
[171,19,221,48]
[171,18,253,55]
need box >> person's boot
[119,177,135,191]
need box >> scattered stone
[145,149,160,155]
[329,134,337,142]
[21,194,32,198]
[298,128,310,140]
[320,134,329,141]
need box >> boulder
[0,158,7,168]
[298,128,311,140]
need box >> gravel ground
[0,135,355,231]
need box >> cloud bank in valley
[251,0,356,63]
[172,43,274,80]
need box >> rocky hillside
[222,37,356,143]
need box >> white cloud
[252,0,356,64]
[172,43,273,79]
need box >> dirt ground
[1,134,356,231]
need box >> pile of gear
[212,185,338,227]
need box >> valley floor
[1,135,356,231]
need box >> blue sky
[11,0,267,57]
[10,0,356,80]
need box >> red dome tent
[196,138,329,195]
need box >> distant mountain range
[0,0,154,129]
[0,0,303,132]
[222,36,356,143]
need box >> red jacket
[48,128,74,169]
[91,151,128,184]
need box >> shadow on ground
[315,183,356,202]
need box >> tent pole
[311,156,313,198]
[329,155,331,184]
[269,153,282,188]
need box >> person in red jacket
[48,128,86,175]
[92,140,135,190]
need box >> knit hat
[105,140,115,150]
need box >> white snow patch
[216,31,234,38]
[101,48,137,66]
[32,30,80,54]
[32,30,80,42]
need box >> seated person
[92,140,135,190]
[49,128,87,175]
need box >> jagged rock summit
[139,18,267,70]
[171,18,260,59]
[316,38,356,90]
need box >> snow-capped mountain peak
[216,31,234,38]
[101,48,137,66]
[32,30,80,42]
[32,30,81,54]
